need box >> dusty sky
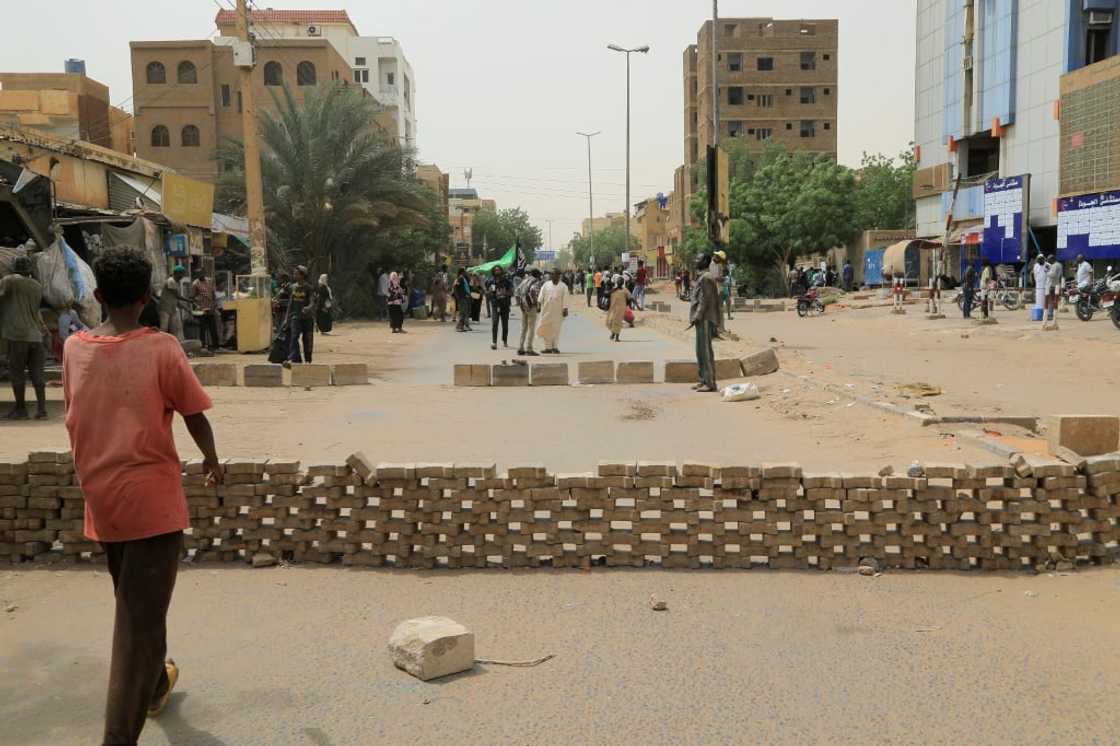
[6,0,916,250]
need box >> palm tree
[212,81,430,277]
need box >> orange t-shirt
[63,327,212,542]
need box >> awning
[212,212,249,245]
[948,222,984,245]
[108,172,161,214]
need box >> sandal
[147,659,179,718]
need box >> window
[150,125,169,147]
[1087,12,1114,66]
[758,94,774,108]
[747,93,755,101]
[757,57,774,71]
[786,88,793,96]
[824,87,831,96]
[237,91,242,113]
[177,61,197,84]
[800,120,816,138]
[724,23,737,37]
[264,61,283,86]
[800,87,816,104]
[146,62,166,84]
[297,61,317,86]
[331,70,339,81]
[387,72,395,86]
[354,70,362,83]
[823,122,831,130]
[728,121,744,138]
[728,53,742,72]
[800,24,817,36]
[728,87,744,105]
[361,69,370,83]
[786,123,793,130]
[823,54,831,61]
[801,52,817,71]
[220,84,231,107]
[355,56,366,66]
[181,125,200,147]
[755,128,772,141]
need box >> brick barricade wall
[3,452,1120,570]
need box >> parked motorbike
[1070,266,1118,322]
[956,279,1023,312]
[796,287,825,317]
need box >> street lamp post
[577,131,600,267]
[607,43,649,267]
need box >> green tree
[853,147,917,230]
[471,207,543,262]
[569,223,639,270]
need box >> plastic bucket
[1029,307,1043,321]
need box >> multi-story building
[416,163,451,261]
[633,196,671,278]
[214,8,417,148]
[448,187,496,259]
[913,0,1120,271]
[682,17,839,209]
[130,37,367,182]
[580,212,628,239]
[0,69,133,154]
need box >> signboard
[536,250,557,262]
[1058,188,1120,261]
[165,232,188,257]
[161,172,214,228]
[982,174,1030,263]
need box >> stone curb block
[332,363,369,386]
[453,364,491,387]
[531,363,569,386]
[191,362,238,387]
[242,364,284,387]
[492,363,530,387]
[578,361,615,385]
[715,358,744,380]
[740,348,780,378]
[290,364,332,387]
[617,361,655,384]
[664,360,699,383]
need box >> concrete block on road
[453,364,491,387]
[1047,415,1120,457]
[715,358,744,380]
[332,363,369,386]
[740,348,780,378]
[388,616,475,682]
[578,361,615,384]
[192,362,238,387]
[290,364,332,387]
[617,361,655,384]
[492,363,530,387]
[664,360,699,383]
[243,364,284,387]
[530,363,569,386]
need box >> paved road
[403,300,694,386]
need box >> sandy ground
[0,305,995,471]
[3,565,1120,745]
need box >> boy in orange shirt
[63,248,224,745]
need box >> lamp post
[577,130,600,267]
[607,43,650,266]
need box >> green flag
[467,246,517,274]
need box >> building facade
[214,9,416,149]
[633,196,671,278]
[914,0,1120,267]
[683,18,839,207]
[448,187,496,259]
[0,71,134,153]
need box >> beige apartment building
[0,71,133,154]
[682,17,838,210]
[448,187,496,258]
[632,197,671,277]
[130,37,398,181]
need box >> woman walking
[315,274,334,334]
[606,274,631,342]
[469,274,484,324]
[387,271,407,333]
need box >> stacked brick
[3,451,1119,571]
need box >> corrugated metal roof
[214,9,358,35]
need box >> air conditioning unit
[306,24,322,36]
[1088,10,1114,27]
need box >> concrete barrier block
[192,362,238,387]
[492,363,530,387]
[1047,415,1120,457]
[664,360,699,383]
[740,348,780,378]
[578,361,615,384]
[332,363,369,386]
[243,364,284,387]
[617,361,655,384]
[453,364,491,387]
[715,358,744,380]
[530,363,569,386]
[290,364,332,387]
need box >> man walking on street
[634,260,648,311]
[283,266,315,366]
[429,267,449,322]
[452,268,472,332]
[158,265,187,341]
[517,268,543,356]
[842,259,854,292]
[537,267,570,354]
[690,253,723,393]
[1045,254,1063,328]
[191,271,219,352]
[1,256,49,419]
[486,265,514,350]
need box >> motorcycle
[956,279,1023,312]
[1070,266,1118,322]
[796,287,825,317]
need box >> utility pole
[235,0,267,276]
[577,131,600,267]
[711,0,720,148]
[608,44,649,264]
[546,219,553,253]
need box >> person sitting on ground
[62,247,223,745]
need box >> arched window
[151,125,170,147]
[146,62,166,84]
[181,125,200,147]
[177,61,197,84]
[297,61,317,86]
[263,61,283,86]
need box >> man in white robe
[536,268,570,354]
[1032,255,1048,313]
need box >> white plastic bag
[721,382,760,402]
[34,240,76,309]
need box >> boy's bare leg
[102,531,183,745]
